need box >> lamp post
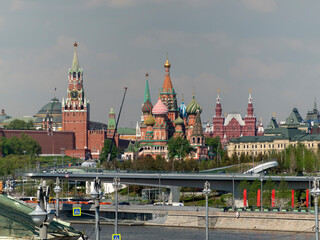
[91,177,101,240]
[53,177,61,218]
[113,177,121,235]
[311,178,320,240]
[203,181,211,240]
[29,180,54,240]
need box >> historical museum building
[132,58,207,160]
[204,89,258,144]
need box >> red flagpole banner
[306,189,309,208]
[272,189,275,207]
[243,189,247,207]
[291,190,294,208]
[257,189,260,207]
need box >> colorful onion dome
[145,114,155,126]
[174,116,184,125]
[152,97,168,115]
[186,95,202,115]
[179,99,187,118]
[142,99,153,113]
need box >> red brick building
[205,89,258,144]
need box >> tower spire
[144,73,151,103]
[72,42,80,72]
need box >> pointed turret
[72,42,80,72]
[108,107,116,129]
[215,89,222,118]
[247,88,254,117]
[162,56,174,93]
[144,73,151,103]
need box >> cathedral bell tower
[62,42,89,150]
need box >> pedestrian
[236,211,240,218]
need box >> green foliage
[4,119,34,130]
[100,139,119,162]
[248,179,261,207]
[0,133,41,157]
[263,177,276,207]
[167,136,192,160]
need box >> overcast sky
[1,0,320,128]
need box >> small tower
[186,89,202,140]
[244,88,256,136]
[161,56,178,122]
[107,107,116,138]
[212,89,224,141]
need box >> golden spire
[273,112,275,118]
[193,87,195,97]
[182,93,184,102]
[217,88,220,93]
[164,53,171,68]
[249,88,252,93]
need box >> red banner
[291,190,294,208]
[306,189,309,208]
[272,189,275,207]
[243,189,247,207]
[257,189,260,207]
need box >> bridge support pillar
[168,186,180,204]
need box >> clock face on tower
[70,89,80,100]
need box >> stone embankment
[145,210,316,233]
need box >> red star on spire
[146,73,149,78]
[73,41,78,47]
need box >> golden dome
[164,57,171,68]
[145,114,156,126]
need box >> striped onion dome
[142,99,153,113]
[186,95,202,114]
[145,114,155,126]
[152,98,168,115]
[174,116,184,125]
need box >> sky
[1,0,320,128]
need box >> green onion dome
[145,114,156,126]
[174,116,184,125]
[186,95,202,114]
[142,99,153,113]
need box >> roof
[264,127,303,139]
[186,94,202,115]
[152,98,168,115]
[117,128,136,135]
[144,78,151,104]
[285,108,303,125]
[35,98,62,116]
[267,117,279,129]
[224,113,245,126]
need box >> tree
[248,179,261,207]
[4,119,34,130]
[0,134,41,157]
[167,137,192,160]
[100,139,119,163]
[264,177,276,207]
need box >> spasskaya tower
[62,42,89,152]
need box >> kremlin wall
[2,43,320,161]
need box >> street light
[311,178,320,240]
[91,177,101,240]
[203,181,211,240]
[113,177,121,235]
[29,180,54,240]
[53,177,61,218]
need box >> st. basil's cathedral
[133,58,208,160]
